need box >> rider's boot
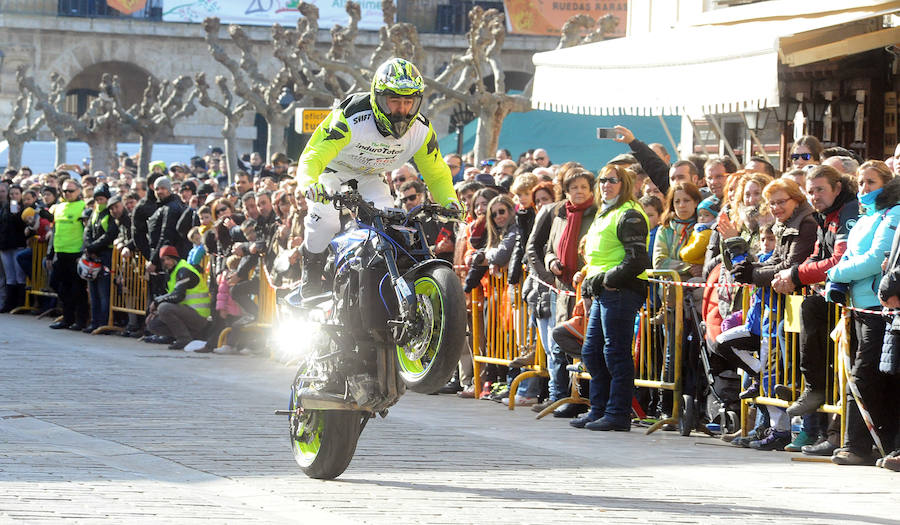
[300,246,328,299]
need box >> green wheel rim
[396,276,444,379]
[290,383,323,465]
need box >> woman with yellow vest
[147,245,210,350]
[570,164,650,432]
[49,179,89,330]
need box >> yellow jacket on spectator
[678,225,713,266]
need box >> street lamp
[772,97,801,124]
[742,108,770,132]
[837,98,858,123]
[809,95,829,123]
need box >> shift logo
[353,113,371,125]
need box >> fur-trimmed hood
[876,176,900,210]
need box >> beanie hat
[93,182,111,199]
[149,160,167,172]
[197,182,214,196]
[21,207,36,223]
[181,180,197,194]
[159,245,179,260]
[108,194,123,207]
[697,196,721,216]
[153,176,172,191]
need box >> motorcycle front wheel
[396,264,466,394]
[289,373,364,480]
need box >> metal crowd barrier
[11,238,58,316]
[740,287,847,444]
[95,247,149,334]
[471,268,548,407]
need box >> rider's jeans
[303,176,395,253]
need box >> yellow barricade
[739,288,847,445]
[12,237,57,315]
[471,268,548,407]
[95,247,149,334]
[217,261,278,348]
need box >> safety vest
[53,200,87,253]
[167,259,210,318]
[583,200,649,280]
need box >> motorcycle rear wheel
[289,375,364,480]
[396,265,466,394]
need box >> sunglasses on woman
[790,153,812,161]
[490,208,508,219]
[597,177,620,184]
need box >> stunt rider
[296,57,461,297]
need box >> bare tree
[116,76,197,177]
[3,67,45,169]
[20,72,128,175]
[195,73,251,180]
[203,17,297,162]
[425,7,531,163]
[557,13,620,49]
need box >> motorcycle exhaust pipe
[298,391,365,411]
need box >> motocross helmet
[77,255,103,282]
[370,58,424,139]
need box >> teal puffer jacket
[828,181,900,309]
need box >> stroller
[680,279,741,437]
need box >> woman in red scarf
[526,169,597,410]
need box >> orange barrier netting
[11,238,58,316]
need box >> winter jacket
[508,207,535,285]
[132,195,158,259]
[485,224,520,269]
[215,273,242,317]
[743,200,817,287]
[0,202,26,251]
[528,200,597,323]
[793,188,858,286]
[652,218,694,277]
[627,139,670,195]
[679,222,713,266]
[82,205,119,256]
[830,180,900,308]
[147,194,187,265]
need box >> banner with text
[162,0,387,31]
[502,1,626,37]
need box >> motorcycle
[276,182,466,479]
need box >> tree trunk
[473,112,501,165]
[7,139,23,170]
[222,126,238,186]
[266,115,289,162]
[88,135,118,176]
[138,134,154,178]
[55,135,67,169]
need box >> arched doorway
[65,61,154,116]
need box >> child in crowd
[198,205,213,233]
[639,194,663,256]
[187,226,206,271]
[210,255,244,354]
[679,196,720,266]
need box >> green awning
[438,110,680,172]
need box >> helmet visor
[374,90,423,138]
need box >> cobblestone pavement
[1,315,898,524]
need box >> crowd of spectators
[0,129,898,471]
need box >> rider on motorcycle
[296,57,461,297]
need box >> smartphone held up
[596,127,619,140]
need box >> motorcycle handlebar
[330,190,461,222]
